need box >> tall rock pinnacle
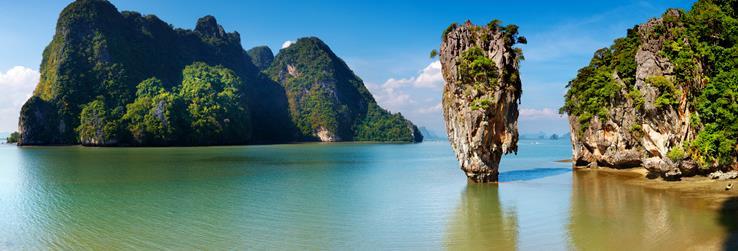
[440,20,525,182]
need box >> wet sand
[574,166,738,211]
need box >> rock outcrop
[267,37,423,143]
[440,21,525,182]
[568,10,693,180]
[563,1,738,180]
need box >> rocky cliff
[18,0,419,145]
[440,21,525,182]
[562,0,738,180]
[267,37,422,142]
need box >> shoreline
[574,166,738,210]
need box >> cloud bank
[0,66,39,132]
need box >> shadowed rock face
[440,21,524,182]
[247,46,274,71]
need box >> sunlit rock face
[564,10,703,180]
[440,21,524,182]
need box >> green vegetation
[442,23,458,40]
[6,132,19,144]
[691,70,738,168]
[123,78,187,145]
[646,76,682,108]
[458,47,499,89]
[561,28,640,131]
[664,1,738,169]
[560,49,622,131]
[446,20,524,114]
[247,46,274,71]
[19,0,419,145]
[19,0,293,145]
[77,97,120,145]
[629,124,643,135]
[471,98,492,111]
[267,37,420,142]
[70,62,251,146]
[122,63,251,146]
[180,63,251,145]
[429,49,438,59]
[564,0,738,169]
[487,19,501,30]
[354,103,417,142]
[627,87,645,111]
[667,144,687,162]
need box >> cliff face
[267,37,422,142]
[440,21,524,182]
[563,1,738,180]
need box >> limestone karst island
[2,0,738,249]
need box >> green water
[0,140,735,250]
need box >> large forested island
[18,0,422,146]
[562,0,738,180]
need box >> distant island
[562,0,738,180]
[418,127,446,141]
[519,132,571,140]
[17,0,422,146]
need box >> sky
[0,0,696,135]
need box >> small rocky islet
[17,0,422,146]
[439,20,525,183]
[561,0,738,181]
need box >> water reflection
[499,168,570,182]
[569,170,727,250]
[6,140,738,249]
[445,184,517,250]
[719,198,738,249]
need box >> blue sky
[0,0,695,134]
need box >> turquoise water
[0,139,733,250]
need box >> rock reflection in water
[444,184,517,250]
[569,170,726,250]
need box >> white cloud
[519,108,563,120]
[365,60,446,132]
[367,60,445,111]
[281,40,295,49]
[417,102,442,114]
[379,60,443,90]
[0,66,39,132]
[412,60,444,88]
[366,82,414,112]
